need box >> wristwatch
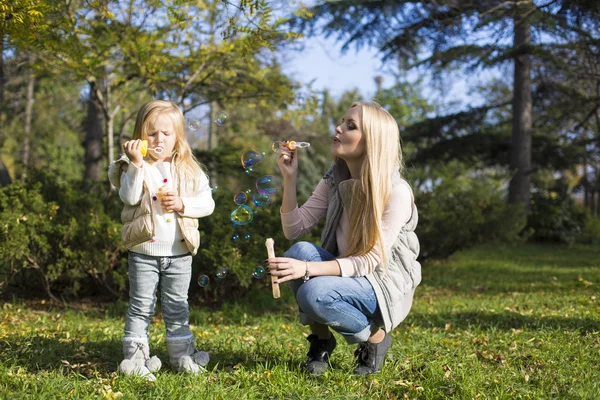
[303,261,310,282]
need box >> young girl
[108,100,215,379]
[268,101,421,376]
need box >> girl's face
[146,114,177,162]
[332,105,366,161]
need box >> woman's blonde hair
[132,100,206,190]
[344,101,403,264]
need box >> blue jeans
[284,242,382,344]
[124,252,193,341]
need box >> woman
[268,101,421,376]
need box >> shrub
[579,213,600,244]
[414,162,525,260]
[527,188,586,246]
[0,170,126,300]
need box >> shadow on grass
[409,310,600,333]
[0,336,120,375]
[0,335,309,376]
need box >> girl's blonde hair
[132,100,206,190]
[344,101,403,265]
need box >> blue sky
[282,35,497,112]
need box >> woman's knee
[296,278,336,316]
[284,241,317,260]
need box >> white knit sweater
[119,161,215,256]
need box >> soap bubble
[198,275,209,287]
[245,188,252,194]
[188,120,201,131]
[215,111,228,126]
[215,268,227,279]
[232,233,239,241]
[244,168,253,176]
[244,233,251,240]
[210,185,218,192]
[230,204,254,225]
[234,192,247,205]
[253,266,265,279]
[256,175,279,196]
[241,150,263,169]
[252,193,271,208]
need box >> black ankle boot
[353,331,392,375]
[305,334,336,376]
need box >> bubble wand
[271,140,310,152]
[140,140,163,156]
[265,238,280,299]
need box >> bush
[579,213,600,244]
[0,170,126,300]
[527,188,586,246]
[414,162,525,260]
[193,183,321,304]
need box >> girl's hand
[276,145,298,180]
[268,257,306,284]
[123,139,144,167]
[161,191,184,213]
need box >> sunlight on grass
[1,242,599,399]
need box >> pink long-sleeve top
[280,178,414,277]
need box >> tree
[295,0,600,216]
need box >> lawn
[1,242,599,399]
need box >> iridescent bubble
[198,275,209,287]
[253,266,265,279]
[232,233,240,241]
[215,268,227,279]
[252,193,272,208]
[188,119,201,131]
[234,192,247,205]
[244,234,251,240]
[230,204,254,226]
[256,175,279,196]
[244,168,253,176]
[215,111,228,126]
[245,188,252,194]
[241,150,263,169]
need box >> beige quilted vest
[108,155,201,255]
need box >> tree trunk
[508,11,533,215]
[82,80,104,188]
[0,35,12,186]
[22,54,35,181]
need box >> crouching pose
[268,101,421,375]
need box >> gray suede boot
[119,338,162,381]
[166,336,209,374]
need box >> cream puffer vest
[108,155,201,255]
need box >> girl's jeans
[123,252,193,341]
[284,241,382,344]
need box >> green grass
[1,242,599,399]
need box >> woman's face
[146,114,177,162]
[332,105,366,161]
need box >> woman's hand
[268,257,306,284]
[161,191,184,213]
[276,145,298,180]
[123,139,144,168]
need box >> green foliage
[0,170,126,299]
[414,162,525,259]
[579,214,600,245]
[528,189,586,246]
[193,144,321,304]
